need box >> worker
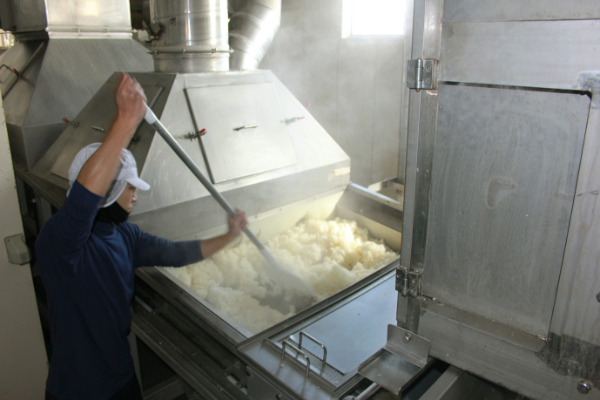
[35,73,248,400]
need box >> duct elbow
[229,0,281,70]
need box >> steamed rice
[166,218,398,334]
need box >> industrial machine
[0,0,153,236]
[3,0,599,399]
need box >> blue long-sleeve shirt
[36,181,203,400]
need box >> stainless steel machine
[5,0,600,399]
[0,0,153,235]
[376,0,600,399]
[28,0,406,399]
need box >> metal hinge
[396,266,422,298]
[406,59,435,91]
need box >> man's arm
[77,73,146,196]
[134,210,248,267]
[200,210,248,259]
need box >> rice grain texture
[166,218,398,334]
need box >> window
[342,0,405,38]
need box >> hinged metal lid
[406,58,435,91]
[185,81,298,184]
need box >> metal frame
[397,0,600,398]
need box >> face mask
[95,201,129,224]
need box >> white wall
[0,95,47,399]
[260,0,407,187]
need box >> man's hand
[76,73,148,197]
[200,210,249,259]
[227,210,248,239]
[115,73,147,130]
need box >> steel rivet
[578,381,592,394]
[276,394,283,400]
[404,335,411,343]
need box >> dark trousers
[45,374,143,400]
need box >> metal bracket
[358,325,432,395]
[396,265,422,298]
[406,59,435,91]
[385,325,430,368]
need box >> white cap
[67,143,150,207]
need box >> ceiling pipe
[229,0,281,70]
[149,0,230,73]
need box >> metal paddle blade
[259,248,317,298]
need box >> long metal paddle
[144,106,316,298]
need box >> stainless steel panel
[186,82,297,183]
[441,20,600,89]
[27,39,153,127]
[419,366,520,400]
[419,304,600,400]
[0,1,15,31]
[13,123,64,170]
[422,84,590,337]
[444,0,600,22]
[45,0,131,32]
[0,41,45,126]
[3,0,132,33]
[246,367,295,400]
[131,166,348,242]
[5,0,46,32]
[550,90,600,346]
[287,276,396,375]
[2,38,152,169]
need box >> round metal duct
[149,0,230,73]
[229,0,281,70]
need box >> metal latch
[406,59,435,91]
[396,265,422,298]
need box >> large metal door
[398,1,600,398]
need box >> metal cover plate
[288,275,397,375]
[422,84,590,337]
[186,82,298,184]
[359,348,433,395]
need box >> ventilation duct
[149,0,230,73]
[229,0,281,70]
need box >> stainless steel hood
[0,0,153,170]
[31,69,351,240]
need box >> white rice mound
[166,218,398,334]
